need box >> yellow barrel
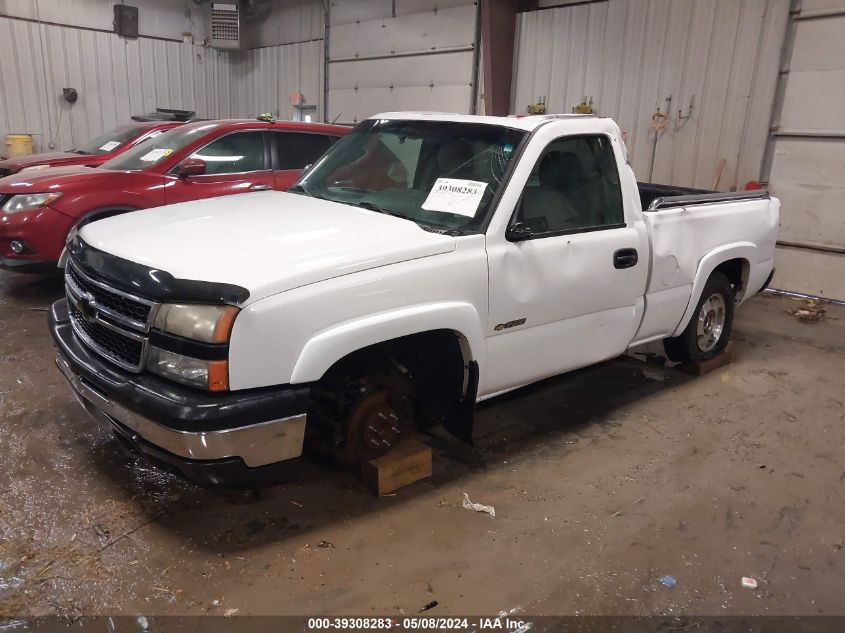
[5,134,34,158]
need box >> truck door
[165,130,275,204]
[483,133,648,396]
[270,132,337,190]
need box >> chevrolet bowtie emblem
[78,292,97,323]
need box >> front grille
[65,260,158,372]
[67,264,152,326]
[68,304,145,370]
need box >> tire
[664,271,735,363]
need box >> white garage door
[767,0,845,300]
[326,0,478,124]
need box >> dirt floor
[1,268,844,619]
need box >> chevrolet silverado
[49,112,779,485]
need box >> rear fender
[289,302,486,384]
[670,242,756,337]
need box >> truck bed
[637,182,714,212]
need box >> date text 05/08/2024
[306,617,532,630]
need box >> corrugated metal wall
[0,15,324,154]
[0,16,226,153]
[512,0,790,192]
[227,40,325,121]
[766,0,845,300]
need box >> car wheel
[664,271,735,363]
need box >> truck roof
[371,111,607,131]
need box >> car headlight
[147,347,229,391]
[148,303,239,391]
[153,303,238,343]
[20,164,51,173]
[2,192,62,214]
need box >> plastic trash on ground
[741,576,758,589]
[659,575,677,588]
[462,492,495,518]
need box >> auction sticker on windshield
[140,148,174,163]
[99,141,121,152]
[422,178,487,217]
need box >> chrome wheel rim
[697,293,726,352]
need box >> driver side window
[189,131,266,175]
[516,135,624,236]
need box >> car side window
[190,131,266,175]
[516,135,624,236]
[273,133,336,170]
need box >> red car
[0,120,184,177]
[0,119,349,273]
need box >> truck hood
[0,165,114,192]
[79,191,457,303]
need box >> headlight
[147,347,229,391]
[20,164,51,173]
[2,192,62,214]
[153,304,238,343]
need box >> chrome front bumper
[56,353,307,468]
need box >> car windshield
[294,119,527,233]
[73,125,144,155]
[101,123,219,171]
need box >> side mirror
[175,157,206,178]
[506,221,534,242]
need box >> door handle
[250,184,272,191]
[614,248,639,269]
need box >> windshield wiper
[288,184,329,201]
[355,201,407,219]
[355,202,462,235]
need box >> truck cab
[49,112,779,485]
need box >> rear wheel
[664,272,735,363]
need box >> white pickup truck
[50,112,779,485]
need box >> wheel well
[713,258,749,300]
[323,329,468,383]
[319,329,470,423]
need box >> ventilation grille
[210,3,240,48]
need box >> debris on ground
[642,368,668,382]
[741,576,758,589]
[419,600,438,612]
[223,608,240,617]
[462,493,495,518]
[659,575,677,588]
[318,540,335,549]
[788,298,826,323]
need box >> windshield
[102,123,218,171]
[74,125,143,155]
[295,119,527,233]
